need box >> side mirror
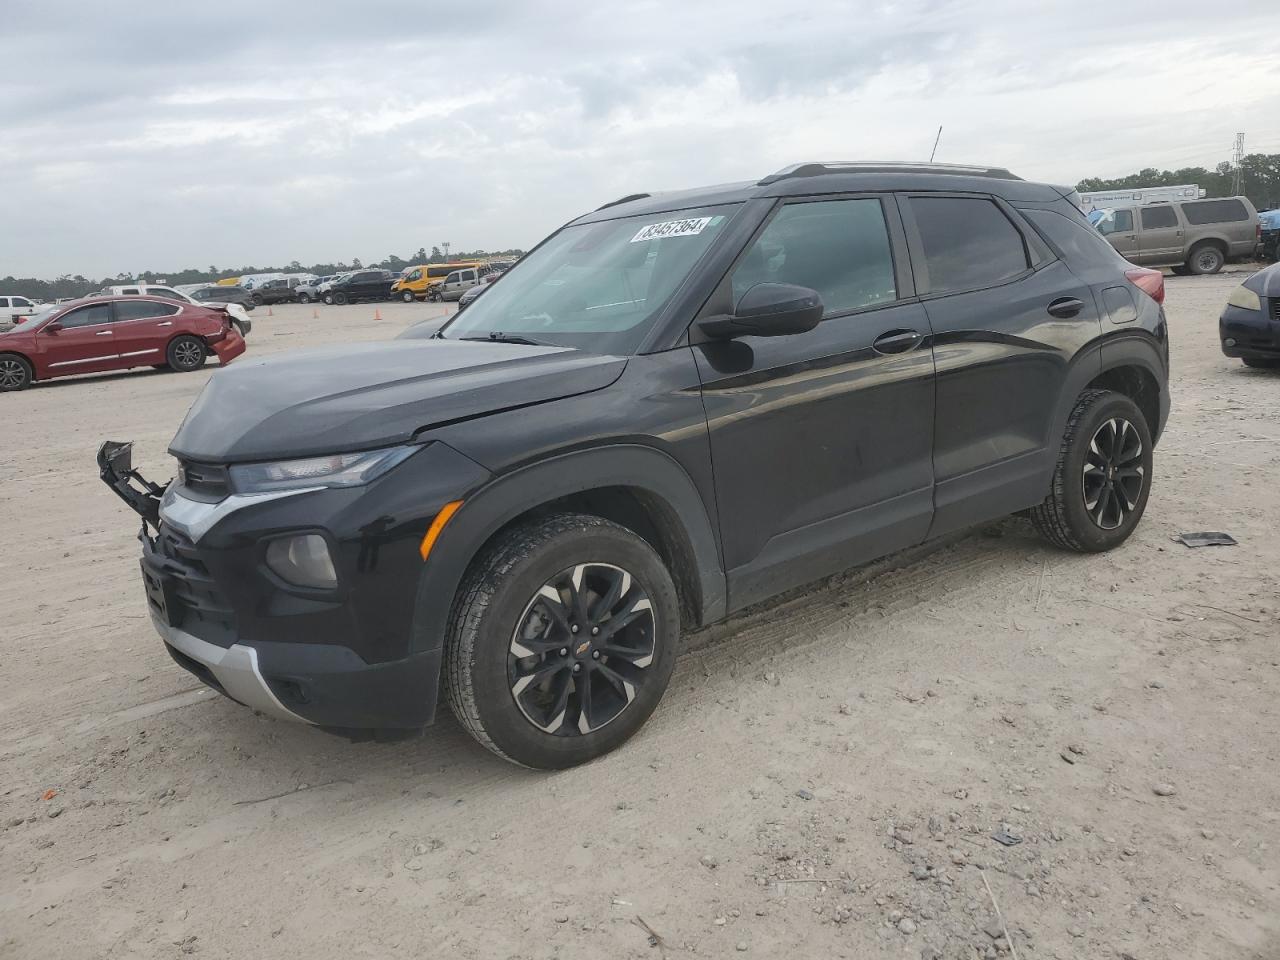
[44,320,63,333]
[697,282,824,339]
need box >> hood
[1244,261,1280,298]
[169,339,627,463]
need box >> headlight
[230,445,419,493]
[1227,286,1261,311]
[265,534,337,589]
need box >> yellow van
[391,262,485,302]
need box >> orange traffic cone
[267,305,274,317]
[312,308,318,319]
[373,308,382,321]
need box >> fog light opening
[266,534,338,589]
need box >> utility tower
[441,242,451,261]
[1231,133,1245,195]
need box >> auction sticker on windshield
[631,217,713,243]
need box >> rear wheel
[322,293,334,305]
[445,513,680,769]
[251,294,264,306]
[0,354,33,391]
[1187,244,1224,275]
[334,292,349,305]
[167,335,207,372]
[1030,389,1153,553]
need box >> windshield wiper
[460,332,558,347]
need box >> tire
[297,293,312,304]
[166,335,207,372]
[322,293,334,305]
[333,292,348,305]
[1170,264,1191,276]
[251,294,264,306]
[0,354,33,391]
[401,290,415,303]
[445,513,680,769]
[1243,357,1280,369]
[1030,389,1153,553]
[1187,244,1224,275]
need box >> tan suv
[1094,196,1260,274]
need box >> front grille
[154,525,237,646]
[178,460,230,499]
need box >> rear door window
[1141,206,1178,229]
[116,300,181,321]
[1182,199,1249,224]
[909,196,1032,295]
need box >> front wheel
[297,293,312,304]
[167,335,207,372]
[445,513,680,769]
[1030,389,1153,552]
[401,290,415,303]
[251,294,264,306]
[0,354,33,391]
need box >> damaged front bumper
[97,439,474,735]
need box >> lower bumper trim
[155,615,312,724]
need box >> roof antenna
[929,125,943,163]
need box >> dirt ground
[2,281,1278,960]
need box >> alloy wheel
[1082,417,1144,530]
[508,562,656,736]
[174,342,203,368]
[0,358,27,389]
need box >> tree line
[1077,152,1280,213]
[2,246,526,302]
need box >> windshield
[440,204,739,354]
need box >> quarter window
[911,196,1031,295]
[1141,206,1178,229]
[59,303,114,328]
[1181,198,1249,224]
[731,198,897,316]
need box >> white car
[103,283,253,336]
[296,275,336,304]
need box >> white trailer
[1077,184,1205,214]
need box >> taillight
[1125,266,1165,306]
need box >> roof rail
[757,161,1022,186]
[596,192,652,211]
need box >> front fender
[408,443,727,657]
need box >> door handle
[158,322,173,327]
[872,329,923,355]
[1047,297,1085,319]
[95,330,113,336]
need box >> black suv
[100,162,1169,769]
[249,278,302,306]
[323,270,395,305]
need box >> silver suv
[1094,196,1259,274]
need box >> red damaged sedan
[0,295,246,391]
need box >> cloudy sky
[2,0,1278,278]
